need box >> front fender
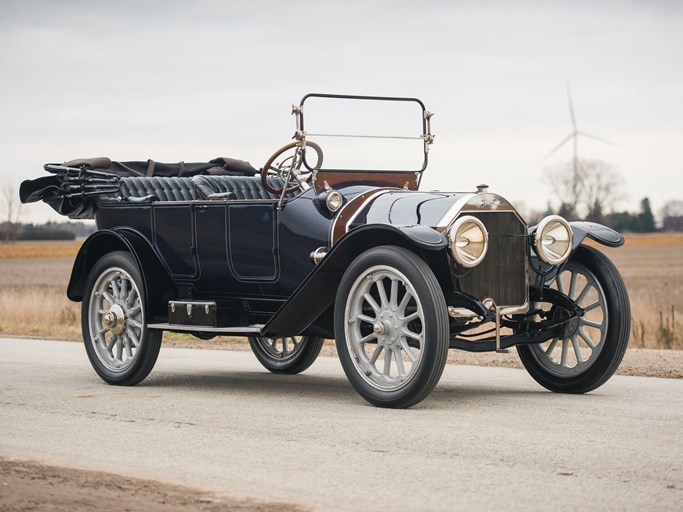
[528,221,624,284]
[569,221,624,249]
[262,224,449,338]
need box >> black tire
[334,246,449,408]
[81,251,162,386]
[248,335,324,374]
[517,245,630,393]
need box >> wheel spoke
[111,279,120,300]
[401,311,419,323]
[358,314,376,324]
[126,327,139,348]
[568,271,578,300]
[400,326,421,341]
[560,339,569,367]
[556,272,566,294]
[581,319,604,330]
[106,334,118,351]
[126,289,138,308]
[575,282,592,304]
[120,278,128,302]
[364,293,381,314]
[583,300,600,312]
[123,334,133,358]
[102,291,115,306]
[394,349,406,378]
[359,332,377,344]
[545,338,559,355]
[398,290,412,315]
[389,278,399,309]
[115,337,123,360]
[369,344,384,365]
[383,347,392,376]
[399,339,418,362]
[579,327,598,349]
[571,337,583,364]
[376,279,389,308]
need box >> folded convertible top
[20,156,258,219]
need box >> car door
[226,202,279,281]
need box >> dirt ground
[0,458,306,512]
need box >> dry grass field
[0,234,681,350]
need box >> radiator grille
[456,212,527,306]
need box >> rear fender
[68,229,173,319]
[262,224,449,338]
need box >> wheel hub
[102,304,126,335]
[560,316,580,338]
[375,310,400,346]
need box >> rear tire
[248,335,324,374]
[517,245,630,393]
[334,246,449,408]
[82,251,162,386]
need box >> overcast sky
[1,0,681,223]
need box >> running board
[147,323,264,335]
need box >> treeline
[543,159,682,232]
[602,198,656,233]
[1,221,96,241]
[549,197,681,233]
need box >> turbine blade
[566,83,577,131]
[541,134,574,162]
[578,131,621,147]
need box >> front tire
[248,335,324,374]
[334,246,449,408]
[517,245,630,393]
[82,251,162,386]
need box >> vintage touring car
[20,93,630,408]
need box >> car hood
[331,188,520,245]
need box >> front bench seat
[192,175,294,201]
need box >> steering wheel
[261,141,323,195]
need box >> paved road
[1,337,681,511]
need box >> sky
[0,0,681,223]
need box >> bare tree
[661,199,683,218]
[544,158,624,222]
[580,160,624,222]
[543,161,581,220]
[661,199,683,231]
[1,180,21,242]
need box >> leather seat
[118,177,200,201]
[192,175,293,200]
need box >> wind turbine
[542,84,618,199]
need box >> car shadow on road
[144,368,362,404]
[139,366,556,410]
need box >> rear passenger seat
[109,175,294,202]
[118,177,200,201]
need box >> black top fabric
[20,156,263,218]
